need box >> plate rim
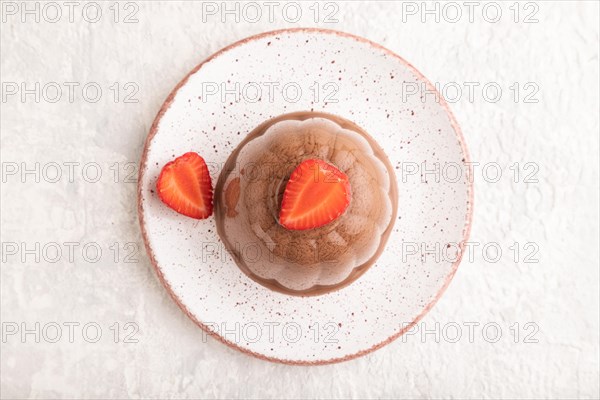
[137,27,474,365]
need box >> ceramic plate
[138,28,473,364]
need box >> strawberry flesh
[279,158,351,230]
[157,152,213,219]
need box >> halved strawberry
[157,152,213,219]
[279,159,351,230]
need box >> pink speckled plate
[138,28,472,364]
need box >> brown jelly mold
[214,111,399,296]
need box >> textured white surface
[1,1,599,398]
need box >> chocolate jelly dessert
[215,112,398,296]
